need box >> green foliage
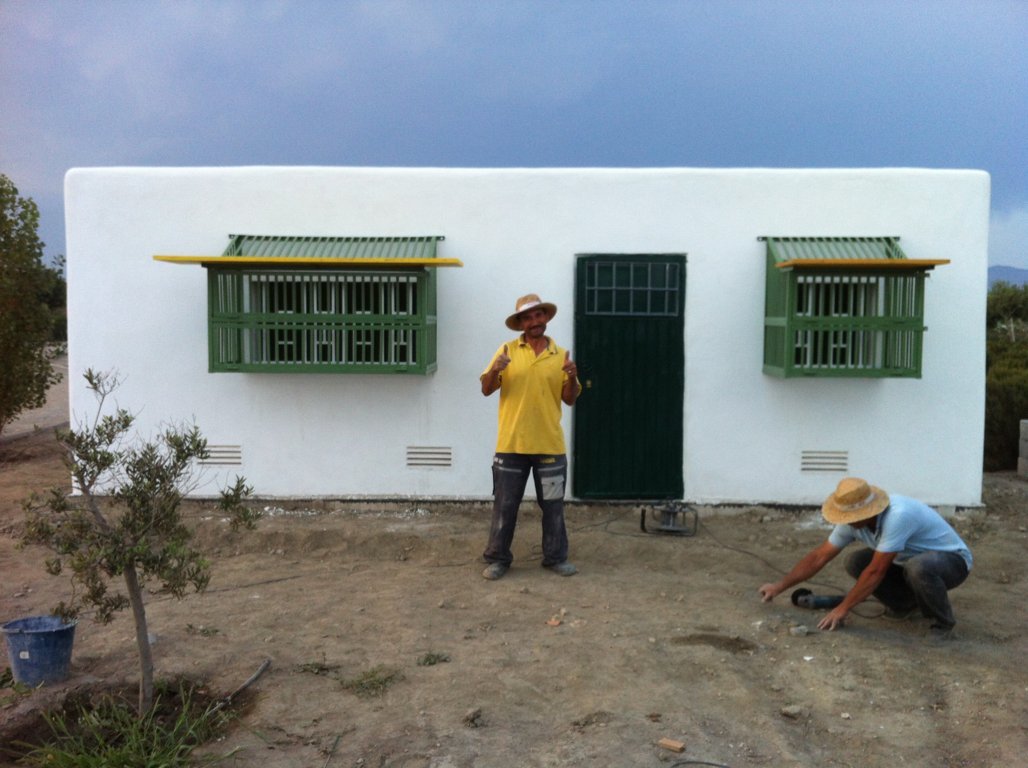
[22,369,258,714]
[986,280,1028,341]
[1,665,33,695]
[0,173,62,435]
[17,684,230,768]
[295,660,341,677]
[42,255,67,343]
[984,348,1028,471]
[341,665,404,698]
[416,651,451,666]
[984,282,1028,470]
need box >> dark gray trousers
[845,547,969,629]
[483,453,569,567]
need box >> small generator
[639,501,698,536]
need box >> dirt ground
[1,419,1026,767]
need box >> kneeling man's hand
[817,606,847,631]
[757,583,780,602]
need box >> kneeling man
[758,477,972,637]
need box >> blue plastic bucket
[2,615,77,686]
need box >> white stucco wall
[64,167,989,506]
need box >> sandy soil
[1,422,1026,767]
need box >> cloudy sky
[3,0,1026,268]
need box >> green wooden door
[572,255,685,500]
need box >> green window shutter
[200,235,447,374]
[209,270,245,370]
[761,237,945,379]
[208,267,437,374]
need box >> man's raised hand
[492,344,511,373]
[562,350,577,379]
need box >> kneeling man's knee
[844,548,874,578]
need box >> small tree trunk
[123,564,155,715]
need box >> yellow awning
[154,255,463,267]
[154,234,462,267]
[775,258,949,271]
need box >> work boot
[544,562,578,577]
[482,562,509,581]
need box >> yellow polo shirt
[481,336,581,455]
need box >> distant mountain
[988,266,1028,288]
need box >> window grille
[584,260,680,316]
[762,237,942,379]
[208,268,437,373]
[791,273,921,371]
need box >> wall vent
[200,445,243,466]
[800,450,848,473]
[407,446,452,468]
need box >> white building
[65,167,989,506]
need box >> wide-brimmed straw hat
[505,293,557,330]
[822,477,890,525]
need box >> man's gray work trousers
[845,547,969,629]
[483,453,569,568]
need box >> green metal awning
[154,234,462,267]
[760,236,948,271]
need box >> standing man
[758,477,972,638]
[479,293,582,581]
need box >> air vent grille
[200,445,243,466]
[407,446,452,468]
[801,450,848,473]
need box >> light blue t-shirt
[828,494,973,571]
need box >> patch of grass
[14,682,232,768]
[1,666,32,694]
[295,660,341,677]
[341,665,404,698]
[0,665,35,711]
[416,651,451,667]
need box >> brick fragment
[658,737,686,753]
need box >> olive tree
[0,173,62,436]
[987,280,1028,342]
[23,369,259,715]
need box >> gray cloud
[2,0,1025,266]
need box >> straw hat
[821,477,890,525]
[505,293,557,330]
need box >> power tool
[790,587,844,609]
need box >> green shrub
[983,289,1028,471]
[0,174,62,435]
[17,684,229,768]
[983,360,1028,471]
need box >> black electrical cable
[697,516,886,618]
[572,505,886,618]
[568,516,646,540]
